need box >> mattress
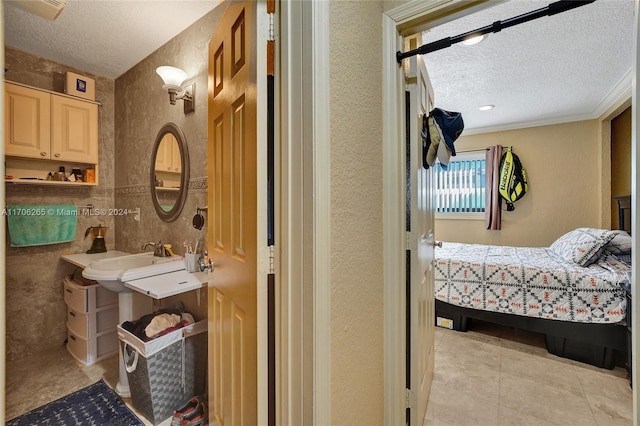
[435,242,629,324]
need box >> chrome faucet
[142,241,166,257]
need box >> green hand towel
[7,205,77,247]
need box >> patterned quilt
[435,242,629,324]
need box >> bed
[434,227,632,370]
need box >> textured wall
[436,120,603,246]
[4,47,116,360]
[113,8,225,319]
[329,2,386,423]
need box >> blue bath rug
[7,379,144,425]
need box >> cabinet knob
[54,153,61,158]
[40,151,47,157]
[167,167,171,171]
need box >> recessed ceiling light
[461,34,487,46]
[478,104,495,111]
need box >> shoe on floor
[171,397,200,426]
[181,401,206,426]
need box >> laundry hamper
[118,320,207,425]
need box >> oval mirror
[150,122,190,222]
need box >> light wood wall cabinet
[155,133,181,173]
[4,83,51,158]
[4,81,99,185]
[51,94,99,163]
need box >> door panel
[5,82,51,159]
[51,94,98,163]
[406,43,435,426]
[207,2,258,425]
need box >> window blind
[434,158,486,213]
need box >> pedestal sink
[82,252,185,292]
[82,252,185,397]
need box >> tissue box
[65,72,95,101]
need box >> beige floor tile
[433,330,503,406]
[498,404,559,426]
[499,373,597,426]
[574,362,631,398]
[500,346,584,396]
[425,382,499,426]
[5,345,94,421]
[437,329,503,367]
[585,394,632,425]
[81,353,120,387]
[433,353,501,405]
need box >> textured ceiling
[422,0,634,132]
[3,0,220,79]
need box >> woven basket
[119,321,207,425]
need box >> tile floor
[426,321,633,425]
[5,321,633,426]
[4,345,162,425]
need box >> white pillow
[605,230,632,255]
[549,228,617,267]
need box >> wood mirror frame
[150,122,190,222]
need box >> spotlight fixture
[478,104,495,111]
[461,34,487,46]
[156,66,195,114]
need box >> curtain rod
[396,0,596,63]
[457,148,489,154]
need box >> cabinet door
[5,82,51,159]
[155,133,175,172]
[171,136,181,173]
[51,94,98,163]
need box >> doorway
[382,1,640,424]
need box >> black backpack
[498,146,528,211]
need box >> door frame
[278,1,331,424]
[631,1,639,422]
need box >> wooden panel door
[5,82,51,159]
[406,49,435,425]
[207,2,259,425]
[51,94,98,163]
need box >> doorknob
[433,240,442,248]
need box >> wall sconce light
[156,66,195,114]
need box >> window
[434,154,486,214]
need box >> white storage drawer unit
[67,305,119,337]
[63,275,119,365]
[64,279,117,313]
